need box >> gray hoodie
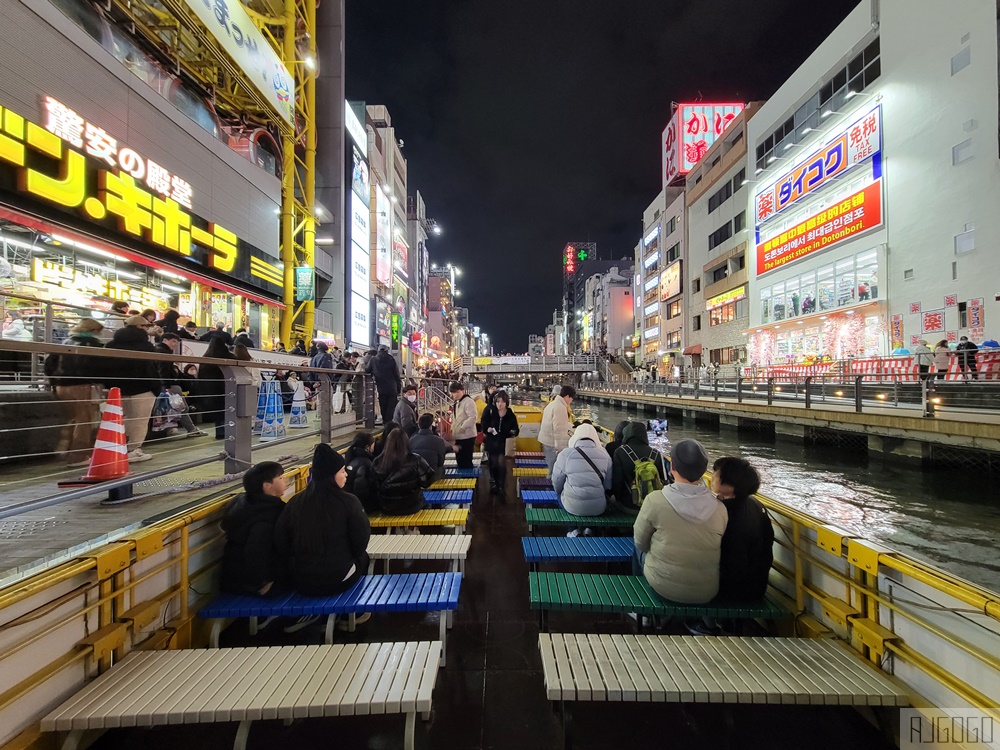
[634,481,728,604]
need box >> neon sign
[1,100,238,273]
[662,103,744,187]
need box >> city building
[0,0,323,347]
[426,264,457,360]
[747,0,999,367]
[588,265,634,357]
[546,310,567,355]
[638,188,685,374]
[561,242,626,353]
[684,104,761,372]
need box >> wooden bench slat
[306,644,364,718]
[44,652,156,730]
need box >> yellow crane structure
[104,0,317,342]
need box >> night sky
[345,0,861,352]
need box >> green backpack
[622,446,663,507]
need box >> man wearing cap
[633,439,728,604]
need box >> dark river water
[539,397,1000,592]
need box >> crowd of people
[537,386,774,631]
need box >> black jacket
[198,348,237,416]
[409,429,451,479]
[201,328,233,347]
[103,326,160,396]
[154,342,182,388]
[47,333,105,387]
[373,452,434,516]
[290,343,307,356]
[234,333,255,349]
[480,405,519,454]
[368,351,401,392]
[718,495,774,602]
[274,481,371,596]
[344,446,379,513]
[611,422,669,510]
[956,340,979,366]
[220,491,286,594]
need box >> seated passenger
[633,439,728,604]
[373,421,399,459]
[552,423,612,518]
[409,413,452,481]
[344,432,379,513]
[274,445,371,603]
[712,457,773,602]
[612,422,669,514]
[220,461,287,596]
[373,429,435,516]
[605,420,630,459]
[393,383,420,435]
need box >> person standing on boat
[552,423,612,529]
[538,385,575,477]
[482,390,519,496]
[633,439,728,604]
[712,457,773,602]
[449,381,479,468]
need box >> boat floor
[91,472,896,750]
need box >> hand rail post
[893,376,899,407]
[804,376,812,409]
[713,373,719,401]
[854,375,864,413]
[221,364,254,475]
[318,372,332,444]
[766,377,774,405]
[736,376,743,403]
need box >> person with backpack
[551,423,612,528]
[611,422,669,514]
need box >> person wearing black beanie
[275,444,372,610]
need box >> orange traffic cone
[58,387,129,486]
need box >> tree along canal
[559,399,1000,592]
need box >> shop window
[855,249,878,300]
[800,272,817,314]
[785,278,800,318]
[710,301,739,326]
[817,266,835,310]
[772,281,786,321]
[835,258,856,306]
[760,288,772,324]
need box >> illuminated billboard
[375,188,391,284]
[660,260,682,301]
[662,103,744,187]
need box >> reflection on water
[566,399,1000,592]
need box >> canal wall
[578,389,1000,471]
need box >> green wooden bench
[525,507,636,533]
[529,572,791,631]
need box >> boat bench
[521,489,560,506]
[368,534,472,574]
[525,507,636,533]
[514,451,545,458]
[444,453,483,464]
[443,467,480,478]
[200,572,461,665]
[41,642,441,750]
[369,508,469,534]
[517,476,553,493]
[513,467,550,477]
[539,633,908,747]
[522,536,634,567]
[423,489,475,507]
[429,478,477,490]
[514,459,548,468]
[529,572,790,631]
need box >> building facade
[684,104,759,372]
[747,0,999,367]
[638,188,685,374]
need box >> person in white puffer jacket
[552,422,612,517]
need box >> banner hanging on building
[756,180,883,275]
[294,267,314,301]
[179,0,293,124]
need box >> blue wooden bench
[521,489,560,506]
[522,536,634,564]
[443,467,480,478]
[423,489,474,506]
[200,572,462,665]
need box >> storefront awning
[682,344,703,356]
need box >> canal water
[542,397,1000,592]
